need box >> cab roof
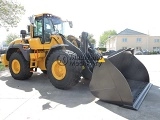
[35,13,61,19]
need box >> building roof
[118,28,147,35]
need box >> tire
[82,74,91,80]
[41,70,47,74]
[9,52,33,80]
[47,50,81,90]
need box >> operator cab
[28,13,73,44]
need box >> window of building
[122,38,127,42]
[122,47,127,49]
[3,44,8,47]
[153,47,160,52]
[136,38,142,42]
[154,39,160,43]
[136,47,141,50]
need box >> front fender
[45,44,69,66]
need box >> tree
[99,30,117,47]
[88,33,96,45]
[6,33,19,44]
[0,0,25,30]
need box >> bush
[150,51,159,54]
[0,63,5,71]
[99,48,106,52]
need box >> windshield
[47,15,72,35]
[48,16,63,34]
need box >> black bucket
[89,49,152,110]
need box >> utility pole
[108,36,111,50]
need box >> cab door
[29,16,44,49]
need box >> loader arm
[79,32,103,79]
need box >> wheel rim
[52,60,66,80]
[12,59,20,74]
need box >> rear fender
[6,44,31,61]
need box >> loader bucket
[89,49,152,110]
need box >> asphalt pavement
[0,55,160,120]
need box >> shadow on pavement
[1,70,160,119]
[0,71,95,108]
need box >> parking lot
[0,55,160,120]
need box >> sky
[1,0,160,45]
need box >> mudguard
[6,44,30,61]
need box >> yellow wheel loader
[0,13,152,110]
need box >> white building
[106,28,160,52]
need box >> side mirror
[28,15,35,24]
[69,21,73,28]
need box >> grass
[0,63,5,71]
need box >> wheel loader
[0,13,152,110]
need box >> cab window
[34,18,43,37]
